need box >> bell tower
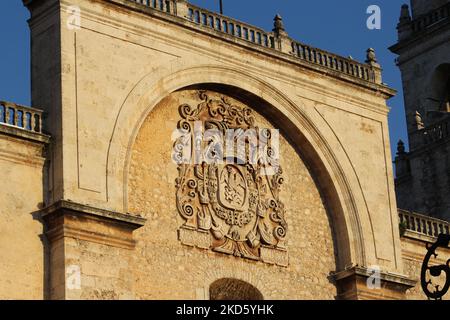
[390,0,450,220]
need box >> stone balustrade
[185,2,276,49]
[411,2,450,33]
[125,0,380,84]
[399,209,450,239]
[131,0,177,15]
[422,118,450,145]
[291,41,375,82]
[0,100,43,134]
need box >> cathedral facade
[0,0,449,300]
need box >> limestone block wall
[61,238,135,300]
[23,0,407,295]
[0,132,47,299]
[127,89,338,299]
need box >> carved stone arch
[107,64,376,271]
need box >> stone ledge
[402,230,440,243]
[0,124,50,144]
[333,266,416,286]
[331,266,416,300]
[41,200,146,250]
[41,200,147,227]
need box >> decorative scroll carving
[174,91,288,266]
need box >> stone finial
[397,4,412,41]
[399,4,411,24]
[397,140,406,155]
[365,48,382,83]
[395,139,410,178]
[273,14,285,34]
[365,48,377,64]
[415,111,424,129]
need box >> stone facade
[0,103,49,299]
[127,89,337,299]
[390,0,450,298]
[391,0,450,220]
[0,0,448,299]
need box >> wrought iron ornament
[421,233,450,300]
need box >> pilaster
[41,200,146,299]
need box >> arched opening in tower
[429,64,450,113]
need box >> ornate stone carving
[174,91,288,266]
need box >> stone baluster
[418,218,424,234]
[5,105,12,126]
[424,220,430,236]
[406,214,411,230]
[23,112,28,130]
[411,216,416,231]
[14,107,20,127]
[431,222,437,237]
[29,112,35,131]
[21,109,26,129]
[32,113,37,132]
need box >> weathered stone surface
[391,0,450,221]
[128,90,338,299]
[0,131,48,299]
[0,0,436,300]
[41,200,145,300]
[333,266,416,300]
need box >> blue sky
[0,0,408,159]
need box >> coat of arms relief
[173,91,288,266]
